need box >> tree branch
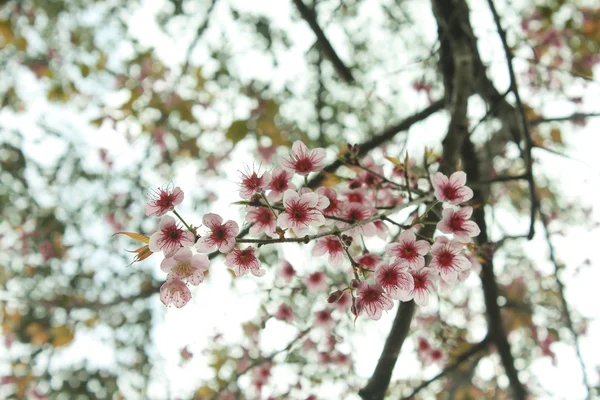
[292,0,355,83]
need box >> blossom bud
[327,290,345,304]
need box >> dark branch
[486,0,537,240]
[528,112,600,126]
[402,336,491,400]
[292,0,355,83]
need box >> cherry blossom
[145,185,184,217]
[431,171,473,205]
[338,203,378,237]
[278,260,296,283]
[266,167,296,202]
[160,247,209,285]
[278,190,327,236]
[402,268,438,306]
[317,187,343,220]
[239,168,271,200]
[430,237,471,284]
[354,282,394,320]
[245,207,278,238]
[280,140,326,176]
[332,290,352,312]
[312,235,345,267]
[196,213,239,253]
[356,253,382,271]
[160,276,192,308]
[305,271,328,293]
[273,304,294,323]
[225,247,265,277]
[375,261,415,300]
[149,215,195,258]
[314,309,335,330]
[437,206,480,242]
[385,230,430,270]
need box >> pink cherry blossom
[160,247,210,285]
[332,290,351,312]
[354,282,394,320]
[356,253,382,271]
[278,190,327,236]
[298,187,330,211]
[196,213,239,253]
[239,168,271,200]
[160,276,192,308]
[437,206,480,242]
[431,171,473,205]
[341,188,372,205]
[430,237,471,284]
[373,220,389,239]
[149,215,195,258]
[278,260,296,283]
[273,304,294,323]
[337,203,378,237]
[257,144,277,164]
[314,309,335,330]
[225,247,265,277]
[385,230,431,270]
[145,185,184,217]
[402,268,438,306]
[245,207,278,238]
[312,235,345,267]
[267,167,296,202]
[305,271,328,293]
[316,187,342,218]
[375,261,415,300]
[280,140,326,176]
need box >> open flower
[337,203,378,237]
[196,213,239,253]
[278,260,296,283]
[160,276,192,308]
[280,140,326,176]
[239,167,271,200]
[314,309,335,330]
[402,268,438,306]
[312,235,345,267]
[385,230,430,270]
[375,261,415,300]
[317,187,342,219]
[354,282,394,320]
[305,271,328,293]
[145,185,184,217]
[278,190,327,236]
[160,247,209,285]
[431,171,473,204]
[430,237,471,284]
[437,206,480,242]
[245,207,278,238]
[267,167,296,202]
[274,304,294,323]
[225,247,265,277]
[149,215,195,258]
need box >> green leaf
[226,120,249,144]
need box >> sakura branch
[119,141,480,323]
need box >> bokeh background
[1,0,600,399]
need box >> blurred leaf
[0,19,14,49]
[226,120,249,144]
[112,232,150,244]
[51,325,74,347]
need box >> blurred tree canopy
[1,0,599,399]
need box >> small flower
[278,190,327,236]
[437,206,480,242]
[267,167,296,202]
[160,276,192,308]
[257,144,277,164]
[337,203,378,237]
[333,290,352,312]
[196,213,239,253]
[312,235,345,267]
[160,247,210,285]
[145,185,184,217]
[354,282,394,320]
[280,140,326,176]
[375,261,415,300]
[430,237,471,284]
[314,309,335,330]
[355,253,382,271]
[317,187,342,218]
[385,230,431,270]
[239,167,271,200]
[245,207,278,238]
[225,247,265,277]
[278,260,296,283]
[305,271,328,293]
[274,304,294,323]
[403,268,438,306]
[149,216,195,258]
[431,171,473,205]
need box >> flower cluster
[131,141,480,317]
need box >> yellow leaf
[0,20,14,49]
[126,245,153,264]
[226,120,249,144]
[550,128,562,145]
[112,232,150,244]
[384,155,402,166]
[51,325,74,348]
